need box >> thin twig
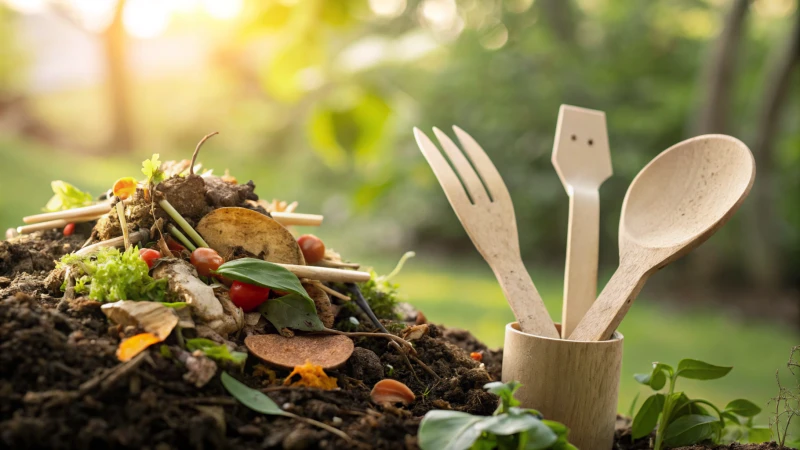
[286,412,352,442]
[307,280,350,301]
[190,132,219,176]
[320,328,415,355]
[115,198,130,250]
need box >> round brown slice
[195,207,305,264]
[245,334,354,370]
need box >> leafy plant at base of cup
[418,381,575,450]
[631,359,769,449]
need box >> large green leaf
[260,293,326,332]
[663,414,719,447]
[669,393,710,422]
[631,393,664,439]
[418,410,484,450]
[214,258,312,303]
[676,359,732,380]
[221,372,288,416]
[724,399,761,417]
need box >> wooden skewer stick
[270,212,323,227]
[281,264,370,283]
[23,202,113,224]
[306,280,351,301]
[316,259,360,269]
[17,214,105,234]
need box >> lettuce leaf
[44,180,94,212]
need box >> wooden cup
[502,322,623,450]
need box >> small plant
[418,381,575,450]
[356,251,415,320]
[631,359,768,449]
[770,345,800,447]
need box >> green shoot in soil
[631,359,769,449]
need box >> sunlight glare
[420,0,457,30]
[4,0,46,14]
[71,0,116,32]
[123,0,171,39]
[202,0,243,20]
[369,0,407,18]
[480,23,508,50]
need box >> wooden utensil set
[414,105,756,342]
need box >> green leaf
[663,414,719,447]
[186,338,247,365]
[669,393,710,422]
[260,293,326,332]
[44,180,94,212]
[418,410,484,450]
[632,393,665,439]
[484,381,521,414]
[483,415,556,449]
[627,392,640,418]
[161,301,188,309]
[746,426,771,443]
[633,373,651,385]
[221,372,287,416]
[676,359,732,380]
[724,399,761,417]
[214,258,313,302]
[141,154,165,185]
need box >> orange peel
[112,177,138,200]
[283,360,338,390]
[117,332,161,362]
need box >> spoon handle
[560,188,601,338]
[494,258,560,339]
[567,263,649,341]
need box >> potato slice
[195,207,304,265]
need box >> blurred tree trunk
[538,0,577,46]
[687,0,750,286]
[103,0,133,152]
[742,3,800,291]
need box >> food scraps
[283,361,338,390]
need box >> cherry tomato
[166,237,185,252]
[229,281,271,312]
[297,234,325,264]
[63,223,75,237]
[139,248,161,269]
[190,248,224,278]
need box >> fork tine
[452,126,511,203]
[432,127,490,204]
[413,128,471,208]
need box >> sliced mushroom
[303,282,334,328]
[195,207,304,264]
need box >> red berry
[297,234,325,264]
[190,248,224,278]
[139,248,161,269]
[166,237,185,252]
[229,281,271,312]
[63,223,75,236]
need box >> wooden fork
[413,126,559,338]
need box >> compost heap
[0,154,507,450]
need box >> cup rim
[506,322,623,344]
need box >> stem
[158,199,209,248]
[285,412,351,442]
[115,199,130,250]
[320,328,414,354]
[166,224,197,252]
[190,132,218,176]
[654,376,677,450]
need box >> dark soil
[0,229,790,449]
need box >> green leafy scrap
[44,180,94,212]
[418,381,574,450]
[258,293,325,332]
[142,154,166,185]
[58,246,168,302]
[221,372,287,416]
[186,338,247,365]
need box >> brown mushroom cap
[196,207,304,264]
[244,334,354,369]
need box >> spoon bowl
[569,135,755,341]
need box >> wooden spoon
[551,105,612,338]
[568,135,755,341]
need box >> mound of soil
[0,230,788,450]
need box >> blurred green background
[0,0,798,439]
